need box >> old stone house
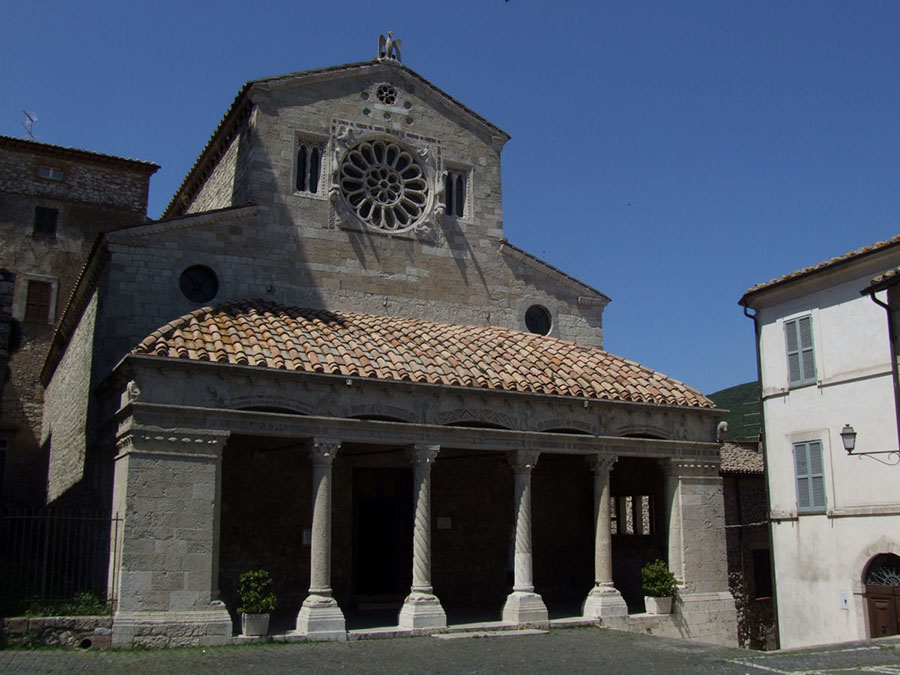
[0,137,157,504]
[38,45,736,647]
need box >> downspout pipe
[864,289,900,449]
[741,303,780,649]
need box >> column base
[111,602,233,648]
[295,594,347,641]
[502,591,548,625]
[398,591,447,629]
[583,584,628,619]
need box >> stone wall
[2,615,112,649]
[43,292,97,502]
[0,148,151,213]
[185,133,242,215]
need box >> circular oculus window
[525,304,552,336]
[339,139,429,232]
[179,265,218,303]
[376,84,397,105]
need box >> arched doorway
[865,553,900,637]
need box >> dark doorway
[352,468,413,598]
[866,553,900,638]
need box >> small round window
[525,305,552,335]
[179,265,218,303]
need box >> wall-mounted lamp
[840,424,899,463]
[840,424,857,454]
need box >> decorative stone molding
[660,458,721,478]
[329,120,442,243]
[436,407,518,429]
[586,453,617,475]
[115,424,230,458]
[308,437,340,465]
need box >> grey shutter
[798,316,816,382]
[794,441,826,513]
[794,443,811,510]
[808,441,826,509]
[785,317,816,386]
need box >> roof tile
[132,301,715,408]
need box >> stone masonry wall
[0,149,150,213]
[185,132,241,215]
[44,292,97,502]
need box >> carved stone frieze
[116,423,230,458]
[435,407,518,429]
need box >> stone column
[296,438,346,640]
[502,450,548,625]
[398,444,447,630]
[583,454,627,619]
[108,422,232,648]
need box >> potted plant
[641,559,677,614]
[238,569,277,636]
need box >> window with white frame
[295,140,323,194]
[39,167,64,180]
[443,169,468,218]
[793,440,826,513]
[784,315,816,386]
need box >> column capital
[407,444,440,466]
[587,453,617,474]
[308,438,341,465]
[507,449,540,471]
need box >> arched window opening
[443,169,467,218]
[296,142,322,194]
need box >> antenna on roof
[21,110,37,140]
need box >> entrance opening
[352,468,413,600]
[865,553,900,638]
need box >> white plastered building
[740,235,900,649]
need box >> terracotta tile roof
[0,135,159,172]
[741,235,900,302]
[864,265,900,294]
[719,443,764,475]
[133,301,715,408]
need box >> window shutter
[794,441,826,513]
[794,444,811,510]
[798,316,816,382]
[808,441,826,509]
[785,316,816,386]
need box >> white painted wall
[751,250,900,649]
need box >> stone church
[37,41,736,647]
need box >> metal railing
[0,507,120,606]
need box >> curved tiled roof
[133,301,714,408]
[741,234,900,302]
[720,443,764,475]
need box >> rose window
[339,139,429,232]
[376,84,397,105]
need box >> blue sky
[3,1,898,395]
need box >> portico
[104,305,733,646]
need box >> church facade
[40,46,736,647]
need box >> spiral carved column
[296,438,346,640]
[399,444,447,630]
[502,450,548,625]
[583,453,627,619]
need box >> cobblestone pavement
[2,628,900,674]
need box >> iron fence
[0,507,120,606]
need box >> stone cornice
[115,422,230,459]
[119,401,721,461]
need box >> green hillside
[707,381,760,441]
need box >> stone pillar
[583,454,627,619]
[296,438,346,640]
[108,422,232,648]
[502,450,548,625]
[398,444,447,630]
[659,457,737,646]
